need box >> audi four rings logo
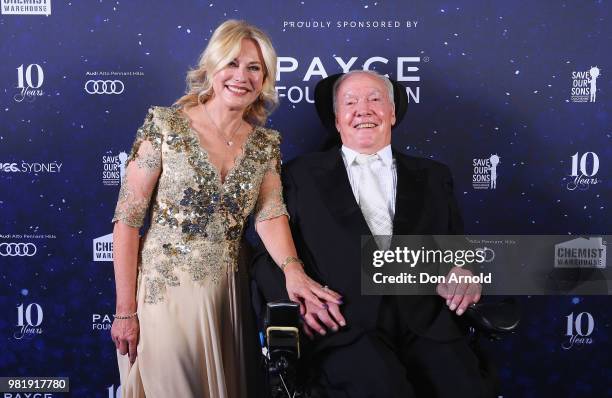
[0,242,37,256]
[84,80,125,94]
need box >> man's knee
[315,334,415,397]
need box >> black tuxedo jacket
[252,146,467,352]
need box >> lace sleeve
[254,133,289,224]
[111,107,163,228]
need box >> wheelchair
[257,296,520,398]
[261,301,306,398]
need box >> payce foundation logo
[102,151,128,186]
[1,0,51,15]
[472,154,500,190]
[13,63,45,102]
[92,313,112,331]
[564,152,602,191]
[570,66,600,103]
[14,302,44,340]
[93,233,113,262]
[275,56,424,104]
[562,311,594,350]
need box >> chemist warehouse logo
[102,151,128,186]
[1,0,51,15]
[570,66,601,103]
[554,237,606,269]
[93,233,113,262]
[275,55,425,104]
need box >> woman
[110,20,341,397]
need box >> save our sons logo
[102,151,128,186]
[472,154,500,190]
[570,66,601,103]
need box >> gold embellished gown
[112,106,288,398]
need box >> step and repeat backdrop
[1,1,610,397]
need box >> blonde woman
[110,20,341,397]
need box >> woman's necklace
[203,104,242,147]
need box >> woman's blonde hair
[175,20,278,125]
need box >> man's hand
[436,266,481,316]
[301,296,346,339]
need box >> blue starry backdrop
[0,1,611,397]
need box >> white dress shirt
[341,144,397,220]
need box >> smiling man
[334,71,395,151]
[253,70,491,398]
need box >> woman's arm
[112,223,140,315]
[253,134,341,313]
[110,108,162,363]
[256,216,341,311]
[111,223,141,364]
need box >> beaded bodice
[112,106,287,303]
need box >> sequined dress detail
[112,106,288,398]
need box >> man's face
[334,73,396,154]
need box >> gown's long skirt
[117,265,246,398]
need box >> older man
[253,70,490,398]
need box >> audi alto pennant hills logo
[83,70,143,94]
[0,242,37,256]
[84,80,125,95]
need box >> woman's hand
[283,262,342,315]
[111,317,140,364]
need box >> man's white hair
[332,70,395,115]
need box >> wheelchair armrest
[463,298,520,340]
